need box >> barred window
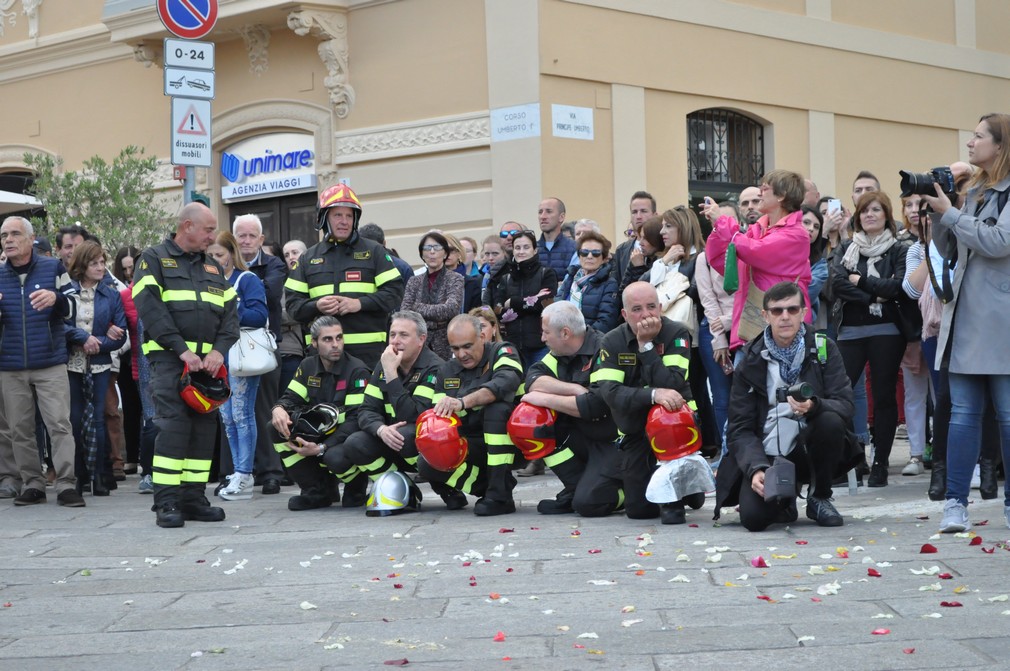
[687,109,764,189]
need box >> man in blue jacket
[537,197,576,281]
[0,216,84,507]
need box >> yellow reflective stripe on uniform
[364,384,384,400]
[337,412,347,424]
[162,289,197,302]
[272,442,289,454]
[384,403,395,417]
[687,399,698,411]
[308,284,336,298]
[152,473,180,485]
[338,282,376,294]
[336,466,359,482]
[143,340,212,355]
[413,385,435,400]
[445,464,466,488]
[345,393,365,406]
[132,274,161,297]
[493,356,523,372]
[153,455,183,470]
[544,447,574,468]
[200,292,226,307]
[404,455,418,466]
[662,354,690,370]
[487,452,515,466]
[540,353,559,376]
[484,433,514,446]
[184,458,212,472]
[288,379,309,402]
[285,277,309,293]
[461,468,479,494]
[375,267,400,286]
[344,332,386,345]
[360,456,388,475]
[432,392,446,404]
[516,382,525,396]
[590,368,625,383]
[304,333,312,346]
[616,488,625,510]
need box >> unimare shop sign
[220,133,317,202]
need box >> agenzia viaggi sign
[220,133,317,202]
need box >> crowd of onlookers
[3,113,1009,535]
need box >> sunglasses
[766,305,803,316]
[421,244,443,252]
[624,228,635,237]
[578,249,603,257]
[499,230,521,239]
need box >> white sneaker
[1004,504,1010,531]
[901,457,924,476]
[219,473,254,501]
[970,464,981,489]
[939,499,970,533]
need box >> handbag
[736,279,766,342]
[722,242,739,293]
[230,327,278,377]
[228,271,277,377]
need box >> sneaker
[219,473,254,501]
[901,457,924,476]
[939,499,970,533]
[970,464,981,490]
[138,475,154,494]
[13,488,46,506]
[0,482,20,498]
[806,497,843,527]
[57,489,86,507]
[214,474,232,497]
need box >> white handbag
[229,326,277,377]
[228,271,278,377]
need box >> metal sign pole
[184,169,194,204]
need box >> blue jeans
[852,369,870,445]
[946,372,1010,506]
[220,374,261,475]
[698,318,731,445]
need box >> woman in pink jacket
[704,170,813,354]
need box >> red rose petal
[530,527,539,530]
[871,628,890,635]
[751,556,769,568]
[811,597,822,602]
[196,559,206,563]
[940,601,963,607]
[462,561,472,567]
[920,543,938,554]
[499,528,514,533]
[688,523,699,528]
[938,573,953,579]
[571,530,581,536]
[493,631,506,642]
[393,584,403,589]
[982,547,996,554]
[588,549,601,554]
[867,568,882,577]
[573,644,585,649]
[2,602,11,608]
[387,573,398,578]
[796,540,808,545]
[903,648,916,654]
[502,657,512,661]
[976,520,988,526]
[969,536,983,546]
[383,659,409,666]
[506,568,514,573]
[757,595,773,601]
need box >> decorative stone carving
[287,10,354,119]
[133,42,160,69]
[22,0,40,39]
[0,0,16,38]
[316,169,339,190]
[236,24,270,75]
[335,115,490,163]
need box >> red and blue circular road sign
[157,0,218,40]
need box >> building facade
[2,0,1009,263]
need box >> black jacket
[714,330,860,515]
[487,255,557,356]
[829,239,910,334]
[357,347,444,436]
[276,352,371,447]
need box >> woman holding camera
[925,113,1010,533]
[830,191,910,488]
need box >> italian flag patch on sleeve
[673,338,688,348]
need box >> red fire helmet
[506,401,557,459]
[415,409,468,472]
[178,364,230,414]
[645,405,701,461]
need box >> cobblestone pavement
[2,441,1008,670]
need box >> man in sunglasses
[713,281,860,531]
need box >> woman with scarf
[830,191,910,488]
[400,231,464,360]
[487,230,557,365]
[556,231,619,333]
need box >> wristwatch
[639,342,654,353]
[317,444,327,457]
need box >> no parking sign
[157,0,218,40]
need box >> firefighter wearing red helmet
[269,316,371,511]
[132,203,239,528]
[328,310,469,510]
[284,184,403,369]
[419,314,524,516]
[590,282,701,525]
[520,301,620,516]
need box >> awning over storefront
[0,190,43,216]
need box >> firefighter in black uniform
[285,185,403,369]
[421,314,524,516]
[590,282,701,524]
[132,203,239,528]
[522,301,619,515]
[270,316,371,511]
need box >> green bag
[723,242,739,293]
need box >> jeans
[698,318,732,446]
[852,369,870,445]
[220,374,260,475]
[946,373,1010,507]
[69,370,111,480]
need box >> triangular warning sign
[176,104,208,136]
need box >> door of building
[228,192,318,247]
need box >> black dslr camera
[899,166,957,198]
[775,382,813,404]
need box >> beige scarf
[841,229,896,317]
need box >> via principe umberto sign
[220,133,318,202]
